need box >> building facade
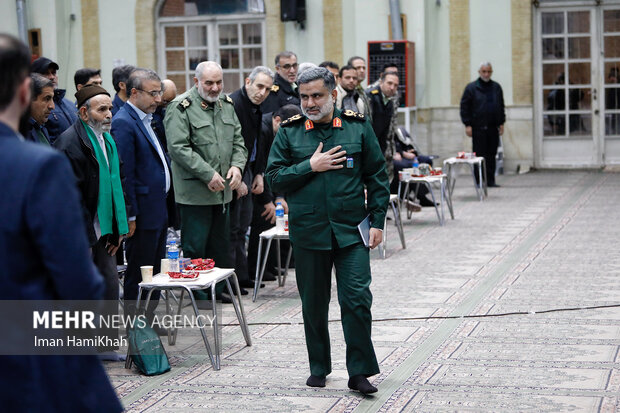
[2,0,620,170]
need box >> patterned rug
[106,171,620,412]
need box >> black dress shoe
[348,375,377,394]
[418,196,438,207]
[488,183,501,187]
[306,375,326,387]
[242,279,265,289]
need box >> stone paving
[106,170,620,412]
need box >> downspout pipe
[16,0,28,44]
[389,0,403,40]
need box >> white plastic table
[125,268,251,370]
[443,156,488,201]
[253,227,292,302]
[398,174,454,225]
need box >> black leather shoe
[418,196,438,207]
[348,375,377,394]
[306,375,326,387]
[488,183,501,187]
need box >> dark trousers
[229,192,254,283]
[124,224,167,314]
[247,198,287,278]
[93,236,120,348]
[293,242,379,378]
[472,126,499,186]
[179,203,231,295]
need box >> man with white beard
[55,84,130,358]
[265,67,389,394]
[164,61,247,305]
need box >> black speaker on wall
[281,0,306,24]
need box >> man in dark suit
[229,66,274,292]
[260,51,300,113]
[0,33,122,412]
[111,68,171,319]
[111,64,135,116]
[367,71,400,182]
[26,73,55,146]
[31,57,78,143]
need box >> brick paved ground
[107,170,620,412]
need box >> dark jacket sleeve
[253,121,274,205]
[111,115,139,218]
[264,127,316,194]
[361,121,390,229]
[54,126,98,247]
[497,83,506,125]
[460,83,474,127]
[27,151,104,300]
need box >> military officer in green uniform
[164,61,247,303]
[265,67,389,394]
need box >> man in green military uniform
[265,67,389,394]
[164,61,247,303]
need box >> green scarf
[81,120,129,236]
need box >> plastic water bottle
[168,240,180,272]
[275,202,285,231]
[411,157,420,176]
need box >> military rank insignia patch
[271,85,280,92]
[342,109,365,121]
[225,95,234,104]
[305,119,314,131]
[200,101,208,110]
[332,117,342,128]
[280,114,303,127]
[370,89,379,94]
[178,98,191,111]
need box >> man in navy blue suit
[112,68,170,320]
[0,34,122,412]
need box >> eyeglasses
[136,88,163,97]
[278,63,298,70]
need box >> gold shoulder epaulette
[271,84,280,92]
[342,109,365,121]
[281,114,304,127]
[224,94,234,104]
[370,89,379,95]
[178,98,191,111]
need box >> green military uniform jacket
[164,86,248,206]
[265,108,389,250]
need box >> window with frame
[158,0,265,94]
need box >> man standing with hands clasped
[265,67,389,394]
[164,61,247,304]
[460,61,505,187]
